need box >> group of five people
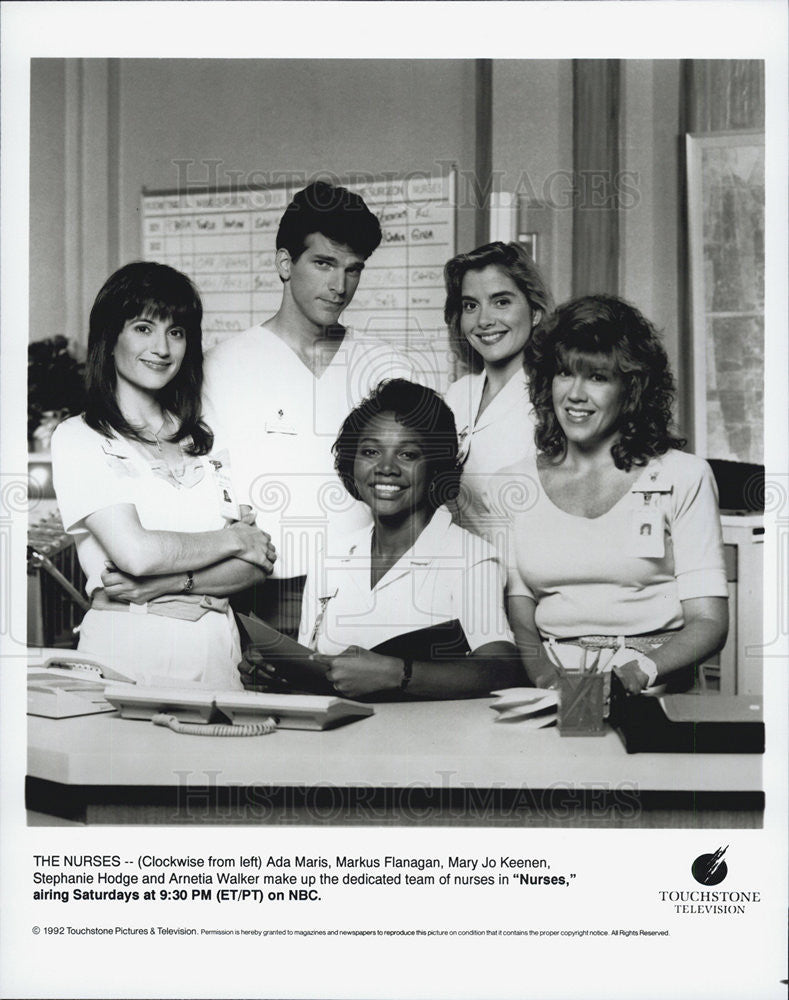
[50,181,728,702]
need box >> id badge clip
[208,455,241,522]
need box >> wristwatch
[182,571,194,595]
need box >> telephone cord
[151,713,277,736]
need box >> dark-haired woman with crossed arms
[51,262,276,687]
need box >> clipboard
[237,613,335,694]
[237,614,472,696]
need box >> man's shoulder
[204,324,272,369]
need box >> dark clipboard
[238,614,470,696]
[237,614,335,695]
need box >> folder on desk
[238,614,471,696]
[237,614,335,694]
[371,620,470,661]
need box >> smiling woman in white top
[506,295,729,695]
[443,241,554,544]
[51,262,276,687]
[287,379,522,700]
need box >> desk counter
[27,699,763,828]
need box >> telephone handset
[27,649,135,719]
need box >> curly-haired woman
[504,295,728,694]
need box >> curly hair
[444,241,554,373]
[84,261,213,455]
[333,379,461,512]
[524,295,685,471]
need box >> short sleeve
[505,516,536,600]
[51,419,130,533]
[458,550,515,651]
[670,457,728,601]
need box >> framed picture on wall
[686,130,765,464]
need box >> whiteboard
[141,171,456,384]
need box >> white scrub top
[444,368,537,544]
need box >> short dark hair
[333,379,461,512]
[444,241,554,373]
[83,261,213,455]
[276,181,382,262]
[525,294,686,471]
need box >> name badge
[208,456,241,521]
[629,495,664,558]
[265,408,298,435]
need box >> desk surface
[28,698,762,793]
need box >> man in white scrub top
[203,181,421,635]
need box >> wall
[30,58,484,348]
[29,60,67,345]
[620,61,685,427]
[31,59,576,350]
[29,57,704,393]
[492,60,574,304]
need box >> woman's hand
[100,563,176,604]
[612,658,650,695]
[237,647,293,693]
[311,646,403,699]
[531,647,563,689]
[226,520,277,572]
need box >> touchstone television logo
[691,845,728,886]
[658,845,761,915]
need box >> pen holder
[557,672,605,737]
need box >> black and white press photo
[2,2,787,999]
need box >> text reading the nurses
[31,853,577,905]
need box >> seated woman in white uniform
[294,380,523,700]
[443,241,553,544]
[51,262,276,688]
[505,295,729,694]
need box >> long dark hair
[83,261,213,455]
[525,295,685,470]
[444,241,554,373]
[333,379,461,512]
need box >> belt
[551,632,677,656]
[91,589,229,622]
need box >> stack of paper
[489,688,558,727]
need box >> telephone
[27,649,375,732]
[104,685,375,732]
[27,649,135,719]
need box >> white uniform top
[51,416,237,597]
[50,415,243,688]
[505,449,728,640]
[203,324,422,579]
[444,369,536,544]
[298,506,514,656]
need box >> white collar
[337,507,456,591]
[465,368,529,433]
